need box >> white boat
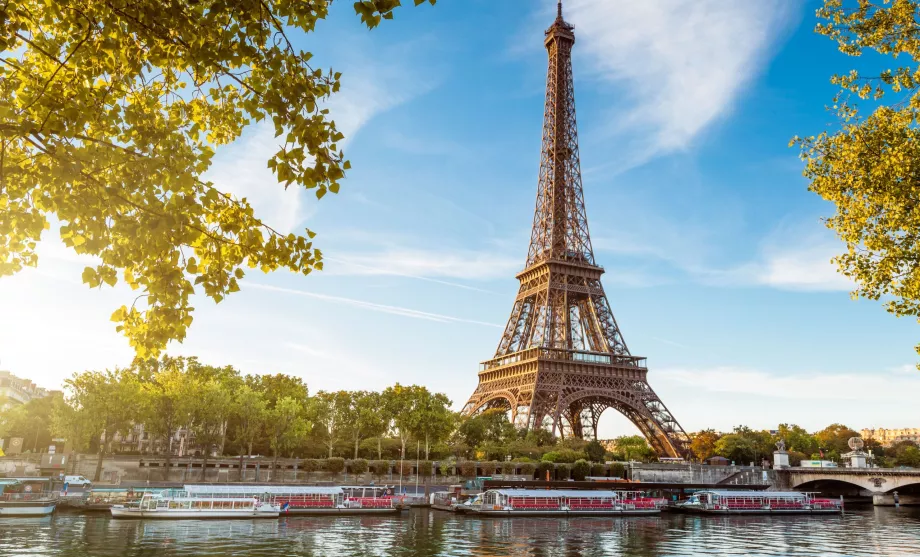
[0,479,56,516]
[672,490,844,514]
[110,489,280,519]
[466,489,662,516]
[183,485,400,515]
[0,494,57,516]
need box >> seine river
[2,507,918,556]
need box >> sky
[2,0,919,438]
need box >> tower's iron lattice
[462,2,690,458]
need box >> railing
[480,348,646,371]
[1,493,56,502]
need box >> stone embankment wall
[1,455,775,487]
[628,463,771,485]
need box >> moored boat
[466,489,662,517]
[110,489,280,519]
[0,479,57,517]
[183,485,400,515]
[672,490,843,515]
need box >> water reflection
[1,508,918,556]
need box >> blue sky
[2,0,918,437]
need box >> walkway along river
[1,506,918,556]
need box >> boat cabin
[480,489,623,510]
[182,485,395,510]
[686,490,842,511]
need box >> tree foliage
[795,0,920,359]
[0,0,436,357]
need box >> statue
[775,439,786,452]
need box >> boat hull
[471,508,660,517]
[671,505,842,515]
[281,507,400,516]
[0,502,57,517]
[111,508,279,519]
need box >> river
[2,507,918,556]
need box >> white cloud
[658,366,920,403]
[561,0,799,167]
[326,249,521,283]
[246,282,503,328]
[702,224,854,292]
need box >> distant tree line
[3,359,917,475]
[690,424,920,468]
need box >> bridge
[777,467,920,506]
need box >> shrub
[572,459,590,481]
[325,457,345,474]
[542,448,583,463]
[418,461,433,476]
[302,459,321,473]
[555,463,572,480]
[370,460,389,476]
[501,462,515,475]
[536,461,554,480]
[590,463,607,477]
[349,459,368,475]
[484,461,501,476]
[610,463,626,479]
[519,462,537,477]
[396,460,413,476]
[460,461,476,478]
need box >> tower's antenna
[557,1,563,19]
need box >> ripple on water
[1,507,918,557]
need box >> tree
[0,396,55,452]
[51,393,94,457]
[137,357,194,474]
[815,423,859,458]
[186,378,233,479]
[714,427,774,465]
[310,390,349,458]
[360,391,390,460]
[186,362,241,454]
[406,388,454,460]
[382,384,419,459]
[338,391,384,460]
[891,441,920,467]
[776,424,819,457]
[231,385,268,460]
[795,0,920,359]
[690,429,721,461]
[66,369,140,481]
[249,374,309,409]
[455,409,517,453]
[267,396,310,480]
[0,0,437,357]
[612,435,656,463]
[584,440,606,463]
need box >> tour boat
[110,489,280,519]
[0,479,57,517]
[672,490,843,514]
[183,485,400,515]
[466,489,662,517]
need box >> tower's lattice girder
[462,3,690,459]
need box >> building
[0,370,49,410]
[861,428,920,447]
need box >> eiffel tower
[462,2,690,458]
